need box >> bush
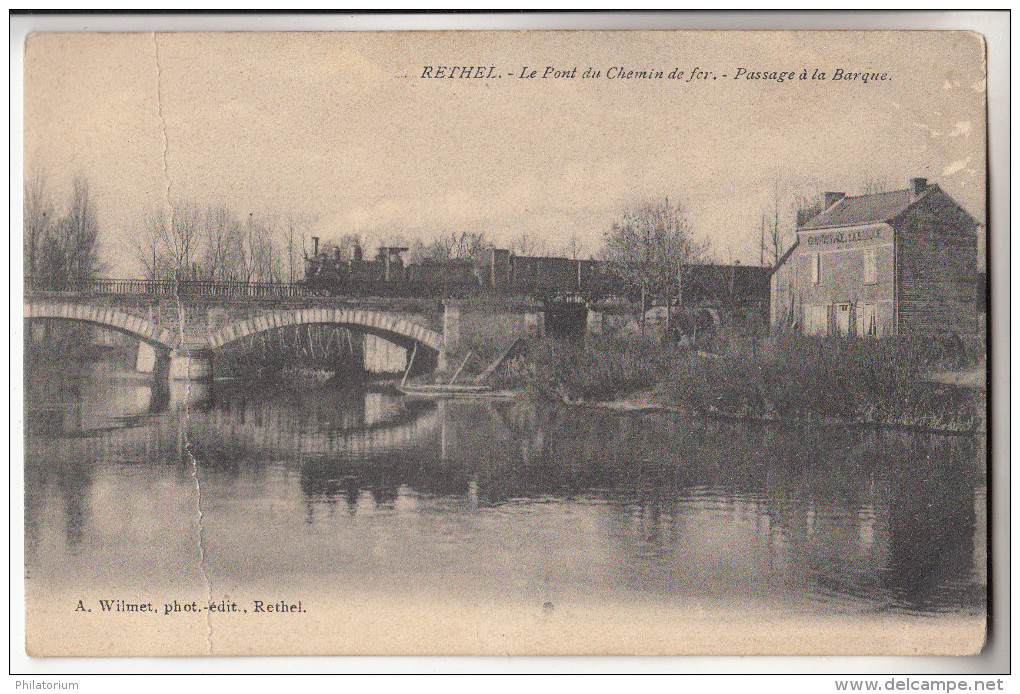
[465,327,983,432]
[522,334,674,401]
[662,332,983,431]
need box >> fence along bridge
[24,277,450,381]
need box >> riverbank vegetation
[494,330,985,433]
[661,332,984,432]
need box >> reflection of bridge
[24,280,548,381]
[193,396,443,457]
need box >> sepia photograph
[14,18,999,667]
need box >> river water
[23,361,987,655]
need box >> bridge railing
[26,276,585,303]
[25,276,314,299]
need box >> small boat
[395,383,518,400]
[395,339,523,400]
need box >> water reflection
[24,363,986,617]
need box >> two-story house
[770,177,980,337]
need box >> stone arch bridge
[24,281,548,381]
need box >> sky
[23,30,986,276]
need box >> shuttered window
[863,248,877,284]
[804,305,827,336]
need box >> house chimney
[824,192,845,209]
[312,236,319,256]
[910,177,928,199]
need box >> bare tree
[283,217,304,283]
[24,168,54,280]
[337,232,364,259]
[272,213,315,282]
[793,189,826,229]
[422,234,455,261]
[200,205,242,281]
[603,197,706,297]
[61,177,103,282]
[133,201,292,284]
[135,201,201,280]
[509,231,546,257]
[405,238,431,265]
[411,230,490,262]
[129,216,162,280]
[453,231,490,259]
[564,232,587,260]
[237,213,281,283]
[285,218,296,283]
[602,197,707,332]
[759,179,785,268]
[25,173,103,289]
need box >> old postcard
[21,28,989,658]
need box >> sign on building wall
[802,227,883,246]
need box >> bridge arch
[24,299,178,351]
[207,307,444,356]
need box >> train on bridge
[303,239,621,300]
[302,238,770,313]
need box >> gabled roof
[768,238,800,277]
[799,187,932,230]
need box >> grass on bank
[661,332,984,431]
[482,330,985,432]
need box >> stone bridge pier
[166,347,215,381]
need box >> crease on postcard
[153,30,214,656]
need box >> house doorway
[833,303,853,336]
[856,303,878,337]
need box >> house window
[810,253,820,284]
[804,304,827,336]
[863,248,877,284]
